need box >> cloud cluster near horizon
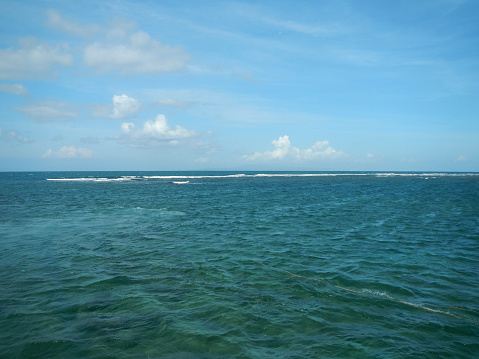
[243,135,344,162]
[0,128,34,143]
[42,145,93,158]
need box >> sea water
[1,171,478,358]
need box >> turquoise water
[1,171,478,358]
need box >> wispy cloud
[0,38,73,80]
[157,98,195,109]
[83,31,190,75]
[46,9,101,39]
[229,1,349,36]
[259,16,346,36]
[14,100,78,121]
[45,10,192,76]
[0,129,34,143]
[0,83,28,96]
[80,136,100,144]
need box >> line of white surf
[46,172,478,181]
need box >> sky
[0,0,478,171]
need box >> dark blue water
[1,172,478,358]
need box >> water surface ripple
[1,172,478,358]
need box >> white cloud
[157,98,194,109]
[195,157,210,163]
[0,83,28,96]
[8,131,34,143]
[83,31,190,74]
[80,136,100,144]
[42,145,93,158]
[0,38,73,80]
[456,155,468,162]
[46,10,101,39]
[243,135,344,161]
[329,48,387,67]
[261,16,344,36]
[231,3,347,36]
[14,100,78,121]
[119,114,198,147]
[0,129,34,143]
[110,94,141,119]
[104,18,137,40]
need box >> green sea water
[1,171,478,358]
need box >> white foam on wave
[143,173,363,179]
[375,172,477,177]
[254,173,365,177]
[47,176,141,182]
[359,289,393,299]
[143,174,247,179]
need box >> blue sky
[0,0,478,171]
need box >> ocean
[1,171,478,358]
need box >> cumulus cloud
[0,83,28,96]
[83,31,190,74]
[243,135,344,161]
[0,37,73,80]
[46,10,101,39]
[118,114,198,147]
[42,145,93,158]
[110,94,141,119]
[14,100,78,121]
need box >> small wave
[359,289,393,299]
[173,181,189,184]
[133,207,186,216]
[255,261,479,324]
